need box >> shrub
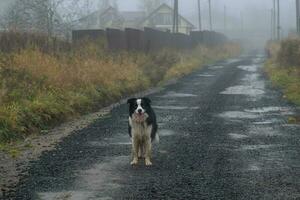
[277,39,300,67]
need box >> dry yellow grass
[0,38,240,143]
[265,39,300,106]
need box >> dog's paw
[145,159,152,166]
[130,159,138,165]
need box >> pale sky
[0,0,297,43]
[119,0,296,34]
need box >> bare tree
[1,0,75,37]
[0,1,29,31]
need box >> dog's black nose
[138,109,142,114]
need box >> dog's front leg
[144,137,152,166]
[138,141,145,158]
[131,137,139,165]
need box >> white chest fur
[129,116,152,140]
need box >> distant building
[139,3,195,34]
[74,3,195,34]
[76,7,124,30]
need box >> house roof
[120,11,146,22]
[77,6,121,23]
[138,3,195,28]
[75,3,195,30]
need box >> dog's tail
[155,133,160,144]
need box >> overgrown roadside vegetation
[265,38,300,106]
[0,32,240,144]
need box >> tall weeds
[265,38,300,106]
[0,32,240,143]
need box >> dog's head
[127,97,151,122]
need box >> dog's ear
[142,97,151,105]
[127,98,136,104]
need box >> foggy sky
[0,0,297,43]
[119,0,296,39]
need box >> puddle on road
[152,105,199,110]
[237,65,258,72]
[89,135,131,147]
[37,191,97,200]
[242,73,260,82]
[253,57,265,64]
[159,129,176,137]
[248,126,283,137]
[253,121,276,125]
[219,111,258,119]
[37,156,129,200]
[226,58,241,64]
[209,66,224,70]
[196,74,215,77]
[245,107,289,113]
[220,85,265,96]
[229,133,249,140]
[159,150,168,154]
[77,156,128,188]
[221,68,266,98]
[247,163,261,171]
[241,144,276,151]
[159,91,197,98]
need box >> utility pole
[240,12,244,36]
[224,5,227,33]
[296,0,300,35]
[173,0,179,33]
[273,0,276,39]
[270,9,274,40]
[197,0,202,31]
[277,0,280,40]
[208,0,212,31]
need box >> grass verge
[264,39,300,106]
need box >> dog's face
[127,98,151,122]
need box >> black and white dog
[127,97,158,166]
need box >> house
[74,4,195,34]
[120,11,146,28]
[139,3,195,34]
[75,7,124,30]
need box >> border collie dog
[127,97,158,166]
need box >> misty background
[0,0,297,49]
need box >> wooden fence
[72,27,228,52]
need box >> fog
[118,0,296,48]
[0,0,297,49]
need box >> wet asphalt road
[10,54,300,200]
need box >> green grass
[264,58,300,106]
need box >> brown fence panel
[125,28,145,51]
[72,29,106,43]
[144,27,165,51]
[71,28,228,52]
[106,28,126,50]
